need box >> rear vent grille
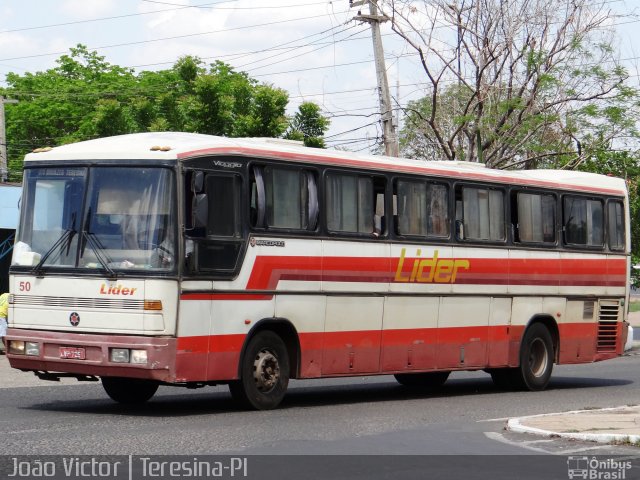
[597,301,620,353]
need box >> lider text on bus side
[394,249,470,284]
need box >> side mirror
[192,194,208,229]
[191,171,205,193]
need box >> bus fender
[237,318,301,379]
[521,315,559,364]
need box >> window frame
[562,194,606,250]
[455,183,507,244]
[250,164,319,233]
[606,198,626,252]
[511,189,558,247]
[393,176,451,240]
[324,169,386,238]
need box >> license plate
[59,347,86,360]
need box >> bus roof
[24,132,627,196]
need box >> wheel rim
[528,338,548,378]
[252,348,280,393]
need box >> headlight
[130,349,148,364]
[110,348,130,363]
[8,340,25,355]
[25,342,40,356]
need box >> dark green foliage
[1,45,327,181]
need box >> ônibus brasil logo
[69,312,80,327]
[567,457,632,479]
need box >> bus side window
[395,179,449,238]
[251,165,318,232]
[512,191,556,244]
[607,200,625,251]
[563,196,604,247]
[456,185,505,242]
[325,173,385,237]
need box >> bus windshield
[13,166,176,273]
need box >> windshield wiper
[31,228,76,277]
[81,207,117,279]
[31,212,78,277]
[82,231,117,279]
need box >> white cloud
[61,0,117,20]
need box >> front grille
[597,301,620,353]
[12,295,145,311]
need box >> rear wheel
[394,371,450,388]
[229,331,290,410]
[489,323,554,391]
[519,323,554,391]
[102,377,159,404]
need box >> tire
[489,324,554,391]
[519,323,554,391]
[394,371,450,388]
[102,377,159,404]
[228,331,290,410]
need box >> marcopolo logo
[567,457,632,479]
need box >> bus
[7,132,629,410]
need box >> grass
[630,302,640,313]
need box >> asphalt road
[3,355,640,479]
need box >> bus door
[181,167,248,381]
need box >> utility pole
[0,96,18,183]
[351,0,399,157]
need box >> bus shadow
[21,375,633,417]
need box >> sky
[0,0,638,153]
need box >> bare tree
[379,0,632,168]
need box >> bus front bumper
[6,328,176,382]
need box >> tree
[1,45,326,181]
[381,0,636,168]
[285,102,330,148]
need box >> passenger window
[251,166,318,231]
[563,196,604,247]
[514,192,556,244]
[457,186,505,241]
[326,173,384,235]
[396,179,449,237]
[607,200,625,251]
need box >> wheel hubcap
[528,338,548,378]
[253,349,280,392]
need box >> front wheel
[102,377,159,404]
[229,331,290,410]
[394,371,450,388]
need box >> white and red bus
[7,132,629,409]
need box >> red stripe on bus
[243,256,627,290]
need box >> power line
[0,1,333,35]
[0,10,350,63]
[236,26,367,71]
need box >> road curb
[507,407,640,444]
